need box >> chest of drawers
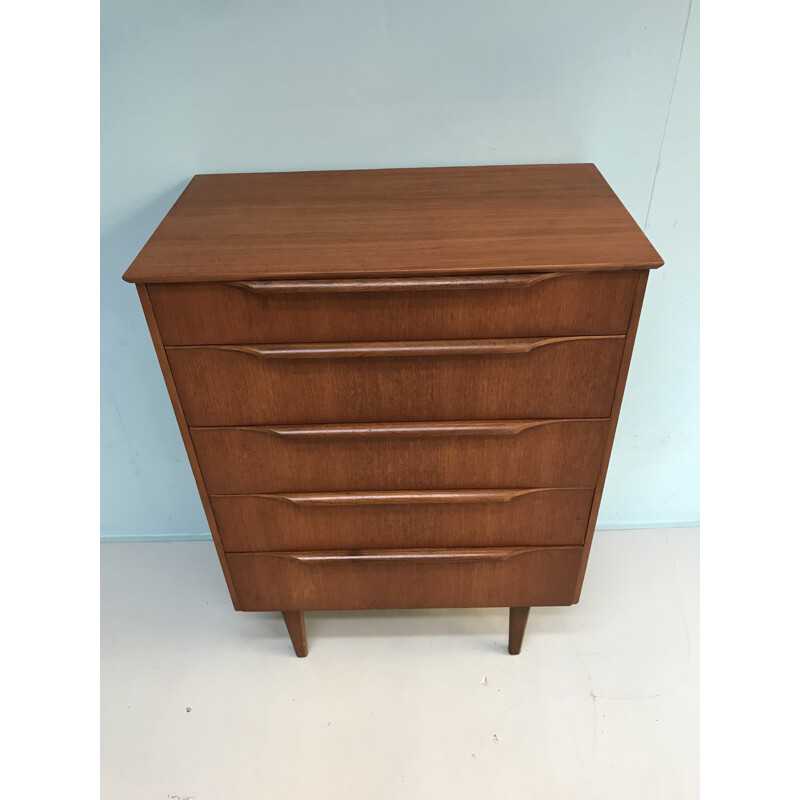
[123,164,662,657]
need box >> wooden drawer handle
[229,274,563,294]
[216,489,575,506]
[274,547,551,564]
[170,336,622,360]
[193,419,605,439]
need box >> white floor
[101,528,698,799]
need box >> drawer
[227,546,583,610]
[148,272,639,344]
[193,419,610,493]
[168,336,626,426]
[211,488,594,551]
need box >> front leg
[281,611,308,657]
[508,606,530,655]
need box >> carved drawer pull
[224,489,572,506]
[277,547,549,564]
[229,274,563,294]
[194,419,605,440]
[170,336,623,360]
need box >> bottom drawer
[227,546,582,611]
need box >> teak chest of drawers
[123,164,662,657]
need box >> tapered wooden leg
[508,607,531,655]
[281,611,308,657]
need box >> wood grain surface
[210,488,594,551]
[167,336,626,425]
[190,419,611,494]
[126,164,661,652]
[228,546,583,611]
[134,285,240,608]
[123,164,662,283]
[573,270,650,602]
[148,271,639,344]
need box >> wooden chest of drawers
[123,164,662,656]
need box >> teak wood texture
[126,164,662,656]
[210,488,595,552]
[190,419,612,494]
[166,336,626,426]
[122,164,662,283]
[227,547,584,611]
[148,271,639,344]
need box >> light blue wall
[101,0,699,540]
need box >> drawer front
[192,419,610,494]
[211,488,594,552]
[149,272,639,344]
[227,546,583,610]
[168,336,625,426]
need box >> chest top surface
[123,163,662,284]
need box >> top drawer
[148,272,639,344]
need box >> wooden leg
[281,611,308,658]
[508,607,531,655]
